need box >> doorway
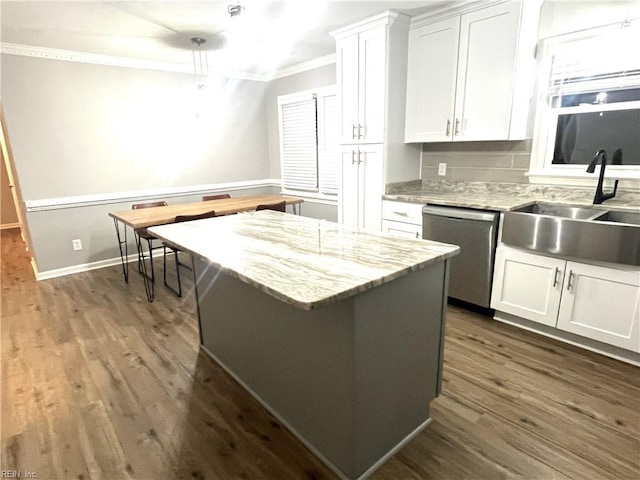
[1,103,33,254]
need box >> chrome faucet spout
[586,148,619,204]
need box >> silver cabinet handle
[352,124,357,140]
[359,124,366,139]
[446,119,451,136]
[415,232,420,239]
[553,267,561,287]
[351,150,356,164]
[454,118,461,136]
[566,270,574,291]
[357,150,362,164]
[393,211,409,217]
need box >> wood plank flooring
[2,228,638,479]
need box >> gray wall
[2,55,271,200]
[1,53,338,274]
[419,1,636,184]
[1,54,274,273]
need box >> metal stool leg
[163,245,182,298]
[136,234,155,302]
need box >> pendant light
[190,37,208,89]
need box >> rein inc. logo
[1,472,37,478]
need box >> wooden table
[108,194,304,301]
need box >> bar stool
[163,210,217,297]
[132,201,168,301]
[203,193,231,201]
[256,201,286,212]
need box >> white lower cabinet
[557,262,640,352]
[381,200,423,239]
[492,246,640,352]
[491,247,564,327]
[339,144,383,230]
[382,219,421,239]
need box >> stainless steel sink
[502,203,640,266]
[593,210,640,226]
[513,203,603,220]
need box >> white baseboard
[35,254,138,281]
[1,222,20,230]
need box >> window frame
[278,85,338,200]
[528,21,640,186]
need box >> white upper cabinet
[404,16,460,142]
[405,1,541,143]
[336,25,386,144]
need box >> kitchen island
[148,211,459,480]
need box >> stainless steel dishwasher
[422,205,500,308]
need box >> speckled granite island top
[148,211,459,310]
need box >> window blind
[317,94,338,195]
[549,22,640,95]
[280,97,318,191]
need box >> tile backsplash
[420,140,532,183]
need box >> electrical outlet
[72,239,82,251]
[438,163,447,176]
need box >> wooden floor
[1,228,638,480]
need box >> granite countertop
[148,211,459,311]
[384,180,640,212]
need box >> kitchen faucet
[586,149,620,204]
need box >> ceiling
[1,1,469,76]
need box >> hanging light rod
[190,37,208,88]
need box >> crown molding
[1,42,336,82]
[0,42,193,74]
[269,53,336,80]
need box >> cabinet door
[557,262,640,352]
[491,247,564,327]
[404,16,459,143]
[358,144,383,230]
[338,146,360,228]
[455,2,521,140]
[358,26,386,144]
[382,220,421,239]
[337,35,360,144]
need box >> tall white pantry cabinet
[332,12,421,231]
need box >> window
[278,86,338,196]
[529,21,640,184]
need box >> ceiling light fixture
[228,2,244,17]
[190,37,208,89]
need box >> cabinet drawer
[382,220,422,239]
[382,200,423,225]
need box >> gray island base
[148,212,458,479]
